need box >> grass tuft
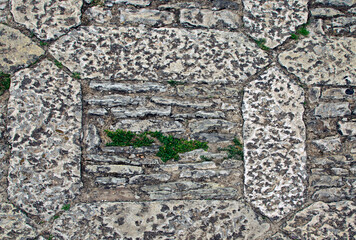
[54,60,63,69]
[219,138,243,160]
[255,38,270,51]
[72,72,81,79]
[61,204,70,211]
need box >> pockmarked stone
[120,8,174,26]
[49,26,270,82]
[284,201,356,239]
[243,67,307,220]
[279,22,356,86]
[7,60,82,219]
[51,200,270,239]
[0,24,44,73]
[0,203,37,239]
[243,0,308,48]
[11,0,82,40]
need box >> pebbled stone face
[0,24,44,73]
[49,26,270,82]
[279,22,356,86]
[243,66,307,221]
[7,60,82,219]
[51,200,270,239]
[284,201,356,239]
[11,0,82,40]
[243,0,308,48]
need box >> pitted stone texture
[0,24,44,73]
[243,67,307,221]
[11,0,82,40]
[279,23,356,86]
[51,200,270,239]
[7,60,82,219]
[243,0,308,48]
[0,203,37,239]
[50,26,270,82]
[284,201,356,239]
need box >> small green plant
[48,235,53,240]
[167,80,184,87]
[255,38,270,51]
[53,60,63,69]
[53,215,59,220]
[61,204,70,211]
[105,129,208,162]
[90,0,104,6]
[39,41,48,46]
[290,25,309,40]
[290,33,298,40]
[0,72,11,96]
[200,155,212,161]
[72,72,81,79]
[219,138,243,160]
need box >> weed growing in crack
[219,138,243,160]
[53,215,59,220]
[105,129,155,148]
[0,72,10,96]
[290,25,309,40]
[61,204,70,211]
[200,155,212,161]
[167,80,184,87]
[72,72,81,79]
[255,38,270,51]
[54,60,63,69]
[39,41,48,46]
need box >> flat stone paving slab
[7,59,82,219]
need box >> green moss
[72,72,81,79]
[61,204,70,211]
[219,138,243,160]
[105,129,208,162]
[53,215,59,220]
[291,25,309,40]
[255,38,270,51]
[39,41,48,46]
[0,72,10,96]
[167,80,184,87]
[54,60,63,69]
[290,33,298,40]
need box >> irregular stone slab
[0,203,37,239]
[111,119,184,134]
[90,81,167,92]
[95,176,126,186]
[322,88,356,99]
[0,24,44,73]
[120,8,174,26]
[50,26,270,82]
[189,119,237,134]
[243,67,307,220]
[52,200,270,239]
[311,8,344,17]
[314,102,351,118]
[315,0,356,6]
[85,164,143,175]
[85,95,142,107]
[0,144,9,202]
[106,0,150,7]
[243,0,308,48]
[338,121,356,135]
[83,124,101,152]
[325,16,356,35]
[284,201,356,239]
[180,9,240,29]
[311,137,342,153]
[85,6,113,25]
[111,106,171,118]
[151,97,213,109]
[279,22,356,86]
[7,60,82,219]
[0,0,7,23]
[129,173,171,184]
[11,0,82,40]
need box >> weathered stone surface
[180,9,240,29]
[95,176,126,186]
[279,22,356,86]
[106,0,150,7]
[322,88,356,99]
[315,0,356,6]
[85,164,143,175]
[189,119,237,133]
[86,154,160,165]
[311,137,342,153]
[129,173,171,184]
[7,60,82,219]
[180,169,232,179]
[212,0,240,11]
[0,0,7,22]
[266,233,291,240]
[0,24,44,73]
[311,8,344,17]
[90,81,167,93]
[120,9,174,26]
[111,119,184,134]
[85,95,142,107]
[314,102,351,118]
[111,106,171,118]
[338,121,356,135]
[51,200,270,239]
[84,124,101,152]
[284,201,356,239]
[325,16,356,35]
[85,6,113,25]
[243,0,308,48]
[0,101,6,139]
[88,108,108,116]
[308,87,321,103]
[243,67,307,220]
[0,203,37,239]
[156,162,217,172]
[312,187,350,202]
[310,175,344,187]
[151,97,213,109]
[11,0,82,40]
[50,26,269,82]
[0,144,9,202]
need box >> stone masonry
[0,0,355,239]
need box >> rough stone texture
[279,22,356,86]
[243,67,307,220]
[7,60,82,219]
[83,124,101,152]
[311,8,344,17]
[50,26,270,82]
[284,201,356,239]
[0,203,37,239]
[314,102,351,118]
[243,0,308,48]
[0,144,9,202]
[89,81,167,93]
[85,6,113,25]
[180,9,240,29]
[0,24,44,73]
[322,88,356,99]
[315,0,356,6]
[11,0,82,40]
[51,200,270,239]
[106,0,150,7]
[120,8,174,26]
[325,16,356,35]
[311,137,342,153]
[338,121,356,136]
[0,0,7,22]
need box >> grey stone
[151,97,213,109]
[266,233,291,240]
[314,102,351,118]
[0,144,9,202]
[311,8,344,17]
[85,6,113,25]
[193,133,237,143]
[86,154,160,165]
[284,201,356,239]
[159,2,201,10]
[180,9,240,29]
[310,175,344,187]
[243,0,308,48]
[84,124,101,152]
[0,203,37,239]
[195,111,225,118]
[338,121,356,136]
[90,81,167,93]
[85,164,143,175]
[180,169,231,179]
[157,162,217,172]
[11,0,82,40]
[95,177,126,185]
[221,159,243,169]
[88,108,108,116]
[179,149,227,162]
[279,21,356,86]
[315,0,356,7]
[103,145,159,154]
[308,87,321,103]
[7,60,82,219]
[331,167,349,176]
[348,7,356,14]
[0,24,44,73]
[111,106,171,118]
[120,8,174,26]
[326,16,356,34]
[111,119,185,134]
[212,0,240,11]
[312,187,350,202]
[0,0,7,23]
[311,137,342,152]
[86,95,142,107]
[243,67,307,221]
[189,119,237,134]
[106,0,150,7]
[322,88,356,99]
[49,26,270,82]
[129,173,171,184]
[51,200,270,239]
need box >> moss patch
[219,138,243,160]
[105,129,208,162]
[0,72,11,96]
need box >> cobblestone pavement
[0,0,355,239]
